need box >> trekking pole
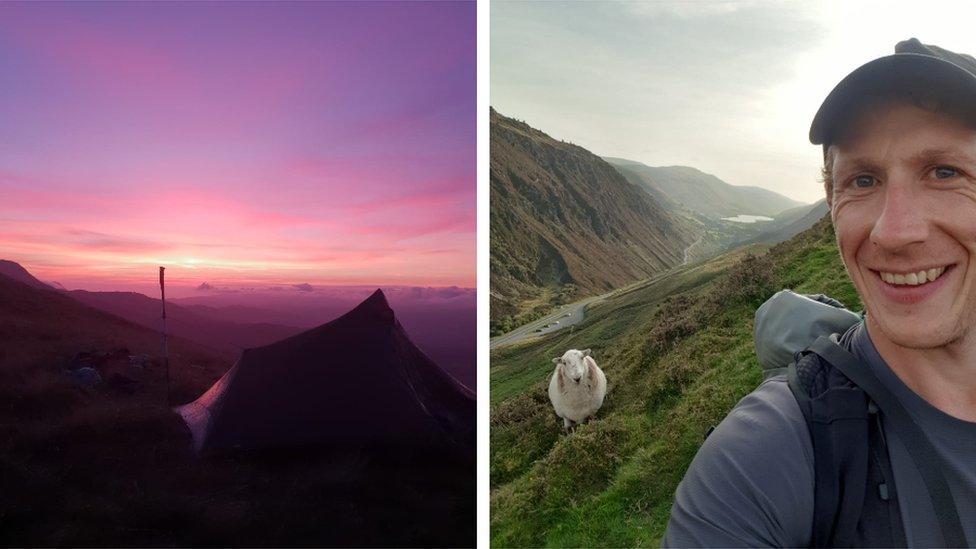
[159,266,170,405]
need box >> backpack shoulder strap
[808,336,968,548]
[859,403,907,547]
[787,349,868,547]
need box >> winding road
[490,235,705,350]
[683,235,704,265]
[489,295,600,350]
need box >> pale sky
[491,1,976,204]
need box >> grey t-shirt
[663,321,976,547]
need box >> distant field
[489,216,860,547]
[489,250,754,406]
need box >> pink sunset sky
[0,2,475,295]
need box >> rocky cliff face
[490,109,695,325]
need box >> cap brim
[809,53,976,145]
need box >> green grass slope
[489,215,861,547]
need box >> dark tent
[176,289,475,453]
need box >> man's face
[830,100,976,349]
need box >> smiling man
[664,39,976,547]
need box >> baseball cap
[809,38,976,145]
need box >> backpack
[753,290,968,548]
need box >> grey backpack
[752,289,967,547]
[753,289,861,379]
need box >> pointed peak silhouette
[348,288,394,322]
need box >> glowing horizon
[0,2,475,291]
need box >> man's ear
[581,348,591,357]
[823,145,835,210]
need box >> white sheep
[548,348,607,431]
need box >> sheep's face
[552,348,591,385]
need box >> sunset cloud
[0,2,474,293]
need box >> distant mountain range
[0,264,473,447]
[0,258,305,354]
[490,109,696,327]
[0,260,475,390]
[488,110,831,334]
[67,290,303,354]
[604,157,804,219]
[604,157,829,250]
[746,198,829,245]
[0,265,232,403]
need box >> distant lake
[722,214,774,224]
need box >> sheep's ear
[582,348,592,357]
[587,360,597,380]
[552,357,562,364]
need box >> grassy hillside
[0,275,473,547]
[605,160,824,267]
[489,215,860,547]
[490,109,695,333]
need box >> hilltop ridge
[490,109,696,332]
[0,259,54,290]
[604,157,804,219]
